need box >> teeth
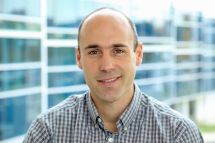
[101,78,117,83]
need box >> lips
[97,76,121,85]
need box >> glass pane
[0,0,40,16]
[200,78,215,92]
[48,71,85,87]
[47,0,117,27]
[0,38,41,64]
[48,91,85,108]
[176,68,200,75]
[0,69,41,91]
[202,56,215,62]
[142,52,172,63]
[0,94,41,140]
[176,55,200,63]
[48,47,76,66]
[177,27,193,41]
[176,80,200,96]
[136,68,171,79]
[48,33,77,40]
[204,32,215,44]
[135,20,171,37]
[0,20,40,31]
[139,82,172,100]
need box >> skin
[76,9,143,132]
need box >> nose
[99,52,114,72]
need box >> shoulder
[139,93,203,142]
[39,94,86,122]
[139,93,183,120]
[23,94,86,142]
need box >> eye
[113,48,126,55]
[88,50,101,55]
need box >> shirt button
[107,137,114,143]
[95,124,98,128]
[124,127,127,131]
[98,118,102,122]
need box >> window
[48,91,85,107]
[139,82,172,100]
[0,94,41,140]
[142,52,172,63]
[135,20,171,37]
[176,68,200,75]
[0,38,41,64]
[0,21,40,31]
[176,80,200,96]
[0,69,41,91]
[0,0,40,16]
[48,71,85,87]
[48,47,76,66]
[176,55,200,63]
[200,78,215,92]
[136,68,170,79]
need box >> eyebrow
[84,44,99,50]
[112,43,128,48]
[84,43,129,50]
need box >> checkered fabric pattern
[23,84,204,143]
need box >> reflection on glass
[0,69,41,91]
[48,71,85,87]
[0,94,41,140]
[176,25,202,42]
[177,44,201,49]
[0,20,40,31]
[204,32,215,44]
[48,33,77,40]
[48,47,76,66]
[0,0,40,16]
[176,68,200,75]
[201,67,215,73]
[47,0,102,27]
[142,52,172,63]
[176,80,200,96]
[177,27,193,41]
[202,56,215,62]
[139,82,172,100]
[200,78,215,92]
[176,55,200,63]
[0,38,41,63]
[135,20,171,37]
[48,91,85,108]
[136,69,170,79]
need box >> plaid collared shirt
[23,84,204,143]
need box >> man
[23,8,204,143]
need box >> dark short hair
[77,7,138,52]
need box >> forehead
[83,9,130,26]
[79,10,133,38]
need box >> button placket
[107,137,114,143]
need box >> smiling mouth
[97,76,121,83]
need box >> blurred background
[0,0,215,142]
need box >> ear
[135,43,143,66]
[76,48,83,69]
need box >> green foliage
[198,123,215,133]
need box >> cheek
[82,62,97,76]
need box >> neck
[91,86,134,132]
[99,102,128,132]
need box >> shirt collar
[86,91,100,125]
[86,83,141,130]
[117,83,141,129]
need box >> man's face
[76,13,142,105]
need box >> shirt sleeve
[22,118,52,143]
[175,118,204,143]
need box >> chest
[51,119,174,143]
